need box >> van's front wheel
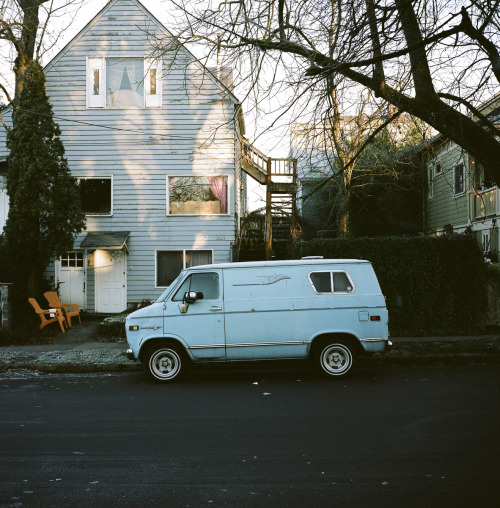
[145,344,187,382]
[316,342,354,377]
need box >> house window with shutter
[87,57,162,108]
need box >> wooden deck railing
[241,137,296,178]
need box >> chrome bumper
[126,348,136,361]
[360,338,392,353]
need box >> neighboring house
[425,94,500,259]
[0,0,249,313]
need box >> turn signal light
[129,325,139,331]
[370,316,381,321]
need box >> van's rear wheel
[316,341,355,377]
[145,344,187,382]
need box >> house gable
[0,0,245,311]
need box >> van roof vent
[301,256,324,260]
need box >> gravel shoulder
[0,335,499,374]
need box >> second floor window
[167,176,228,215]
[454,163,464,195]
[87,57,161,108]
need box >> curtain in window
[208,176,227,213]
[186,250,212,268]
[106,59,144,108]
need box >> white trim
[155,248,214,288]
[145,58,162,108]
[87,57,105,108]
[78,175,113,216]
[87,56,163,109]
[0,176,9,234]
[94,249,127,313]
[166,175,231,216]
[55,251,87,312]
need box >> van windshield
[158,271,186,301]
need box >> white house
[0,0,248,313]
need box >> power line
[13,107,231,141]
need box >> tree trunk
[338,186,350,237]
[14,0,45,103]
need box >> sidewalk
[0,319,499,374]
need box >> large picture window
[79,177,112,215]
[87,57,161,108]
[168,176,228,215]
[156,249,212,287]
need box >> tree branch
[438,92,500,137]
[459,6,500,83]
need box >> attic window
[106,58,144,108]
[87,57,162,108]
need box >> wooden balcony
[239,138,299,260]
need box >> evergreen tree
[5,61,86,320]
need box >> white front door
[57,252,85,310]
[94,249,127,313]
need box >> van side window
[309,271,353,294]
[172,272,220,301]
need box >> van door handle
[209,307,222,311]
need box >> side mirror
[183,291,203,304]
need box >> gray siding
[0,0,242,308]
[426,142,469,231]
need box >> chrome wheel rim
[320,344,352,376]
[149,348,181,380]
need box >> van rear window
[309,271,353,294]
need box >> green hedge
[291,235,487,336]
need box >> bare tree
[160,0,500,186]
[0,0,83,107]
[293,84,430,236]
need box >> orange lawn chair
[28,298,66,333]
[44,291,81,328]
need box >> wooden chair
[44,291,81,328]
[28,298,66,333]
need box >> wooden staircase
[239,137,298,260]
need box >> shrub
[291,234,487,336]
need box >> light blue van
[126,259,391,381]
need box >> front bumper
[126,348,136,361]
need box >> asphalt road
[0,362,498,508]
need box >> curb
[0,347,499,375]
